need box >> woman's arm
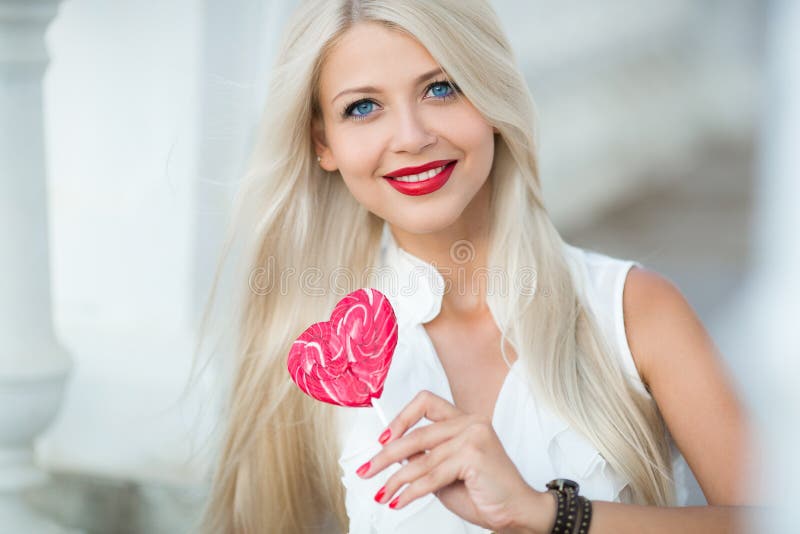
[622,267,755,505]
[508,489,753,534]
[505,266,761,534]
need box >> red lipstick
[384,159,456,178]
[383,160,457,196]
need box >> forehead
[319,22,439,100]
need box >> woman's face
[312,22,497,235]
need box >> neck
[389,180,492,319]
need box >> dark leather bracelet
[545,479,592,534]
[575,495,592,534]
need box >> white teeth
[393,165,447,182]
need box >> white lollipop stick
[371,396,409,466]
[370,396,389,428]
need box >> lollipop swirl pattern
[288,288,398,407]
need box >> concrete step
[23,471,206,534]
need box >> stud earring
[316,155,321,162]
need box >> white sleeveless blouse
[336,223,686,533]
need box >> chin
[383,208,465,236]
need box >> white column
[710,0,800,530]
[0,0,75,531]
[749,0,800,529]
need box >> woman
[196,1,756,532]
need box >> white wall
[492,0,758,231]
[46,3,199,333]
[40,0,207,484]
[38,0,297,487]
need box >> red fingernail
[356,461,370,477]
[389,496,400,509]
[378,428,391,444]
[374,486,386,503]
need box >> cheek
[330,127,384,177]
[333,137,387,206]
[448,110,494,153]
[338,172,389,217]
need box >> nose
[388,105,437,154]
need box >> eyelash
[341,78,461,122]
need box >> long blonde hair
[194,1,675,532]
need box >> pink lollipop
[287,288,398,414]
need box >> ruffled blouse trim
[377,223,445,330]
[494,358,631,503]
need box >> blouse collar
[377,222,446,329]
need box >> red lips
[384,159,456,178]
[384,160,457,196]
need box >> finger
[406,451,427,463]
[360,414,474,478]
[381,390,463,446]
[374,431,461,505]
[386,440,479,510]
[393,453,476,510]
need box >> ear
[311,115,337,172]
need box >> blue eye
[350,101,375,118]
[341,79,460,122]
[426,81,455,99]
[342,99,377,121]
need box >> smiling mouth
[386,161,456,182]
[390,165,446,182]
[382,161,457,197]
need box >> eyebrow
[331,67,446,105]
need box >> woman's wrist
[499,485,557,534]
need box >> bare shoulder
[620,266,695,386]
[621,265,754,505]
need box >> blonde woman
[196,1,756,532]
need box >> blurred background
[2,0,796,532]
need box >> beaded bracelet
[545,479,593,534]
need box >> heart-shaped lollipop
[287,288,398,408]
